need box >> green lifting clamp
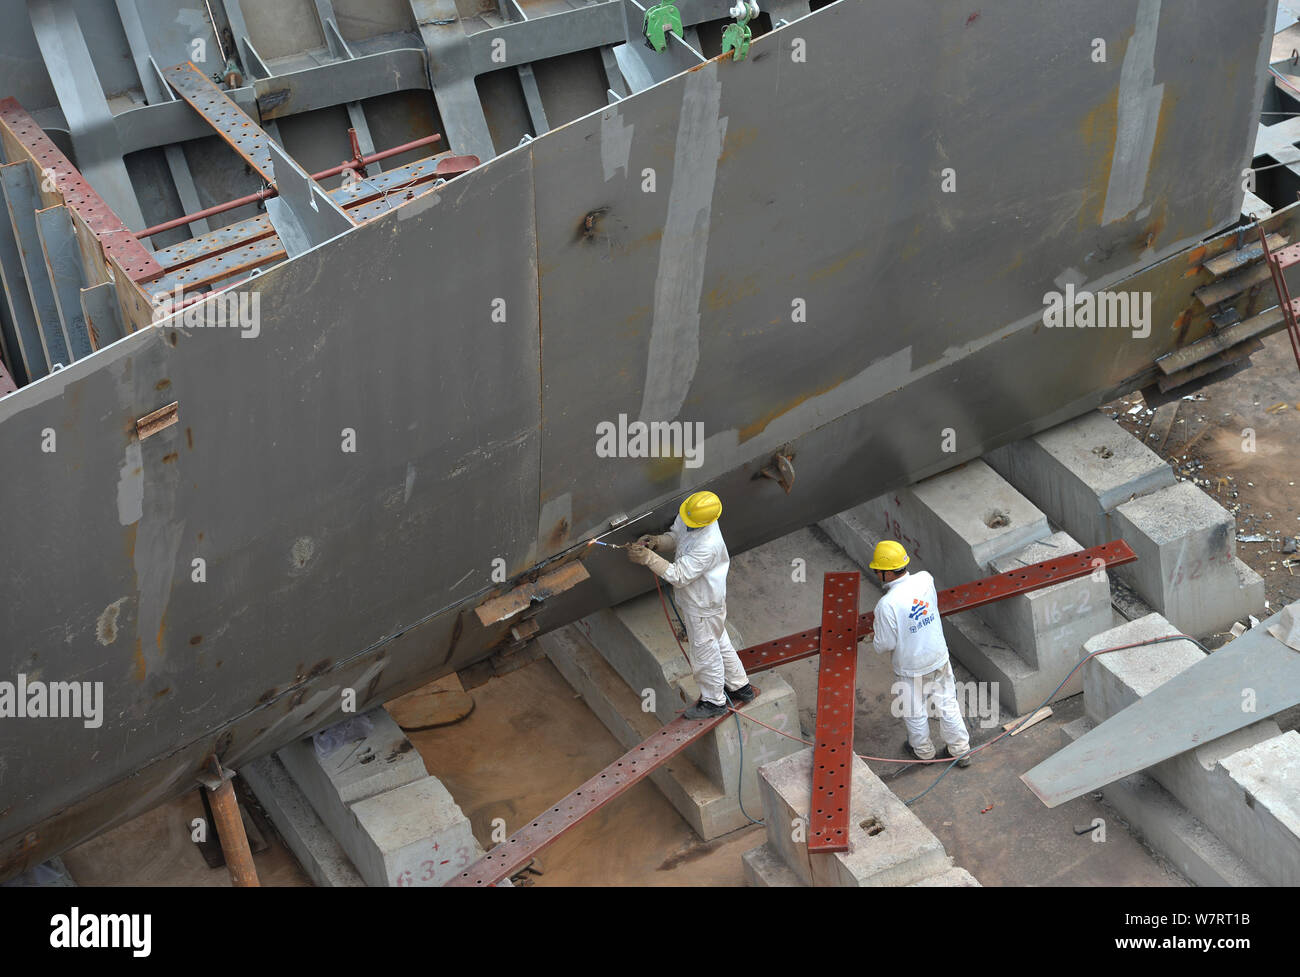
[722,0,760,62]
[643,1,683,52]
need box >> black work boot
[941,745,973,768]
[725,683,757,705]
[684,698,730,720]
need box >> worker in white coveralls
[626,491,756,719]
[868,541,972,767]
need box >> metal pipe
[138,133,443,239]
[206,775,260,887]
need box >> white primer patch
[1101,0,1164,225]
[600,106,634,182]
[638,64,726,423]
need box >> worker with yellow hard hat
[868,540,972,767]
[627,491,756,719]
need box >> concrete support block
[984,411,1176,549]
[262,707,484,887]
[541,621,800,840]
[907,867,981,886]
[851,460,1050,583]
[572,594,802,837]
[971,531,1112,705]
[1208,732,1300,885]
[1083,614,1298,884]
[1110,482,1264,636]
[1061,718,1267,887]
[349,776,484,887]
[753,748,952,886]
[241,754,365,887]
[741,843,804,887]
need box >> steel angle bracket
[263,142,354,258]
[808,572,860,854]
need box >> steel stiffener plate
[808,572,860,854]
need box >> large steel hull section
[0,0,1283,873]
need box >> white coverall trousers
[895,661,969,760]
[684,606,748,706]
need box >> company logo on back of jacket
[907,598,934,631]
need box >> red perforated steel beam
[447,710,736,886]
[808,572,860,854]
[0,97,164,284]
[738,540,1137,674]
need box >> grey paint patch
[1101,0,1165,225]
[291,536,317,572]
[637,64,726,423]
[404,462,417,504]
[116,442,143,526]
[600,106,634,182]
[95,597,130,645]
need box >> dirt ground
[1108,329,1300,613]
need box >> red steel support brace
[448,539,1137,886]
[807,572,860,854]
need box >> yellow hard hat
[679,491,722,528]
[869,540,909,571]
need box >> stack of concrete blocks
[821,459,1112,714]
[741,749,979,886]
[1061,612,1300,885]
[985,411,1264,637]
[242,707,486,887]
[540,593,802,840]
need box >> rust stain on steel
[474,561,591,627]
[136,402,179,441]
[737,373,845,444]
[0,98,164,284]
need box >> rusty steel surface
[808,572,860,854]
[447,710,734,886]
[163,62,278,184]
[738,541,1137,675]
[0,97,163,284]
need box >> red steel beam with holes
[447,539,1137,886]
[808,572,860,854]
[0,98,164,284]
[446,710,734,886]
[738,539,1137,675]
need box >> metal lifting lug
[722,0,760,61]
[643,1,684,52]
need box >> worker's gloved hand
[628,545,672,579]
[637,533,674,552]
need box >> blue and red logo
[908,598,930,621]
